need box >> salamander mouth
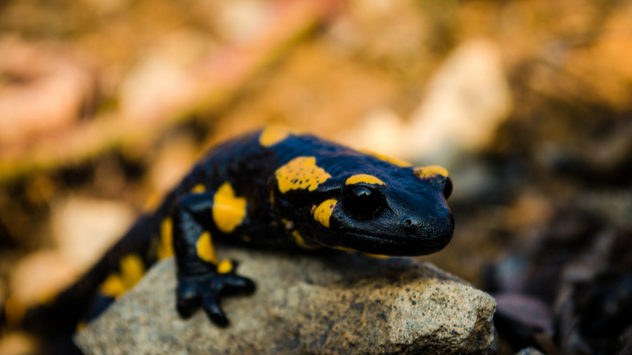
[328,230,451,256]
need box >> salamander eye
[443,177,453,199]
[342,186,385,219]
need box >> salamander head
[274,153,454,256]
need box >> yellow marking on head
[275,157,332,193]
[77,321,87,332]
[99,274,126,298]
[217,260,233,274]
[414,165,449,179]
[157,218,174,260]
[345,174,384,186]
[360,149,412,167]
[119,254,145,289]
[5,295,25,327]
[292,230,321,249]
[196,231,218,264]
[314,199,337,228]
[212,182,247,233]
[259,126,294,147]
[191,184,206,193]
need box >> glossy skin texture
[17,127,454,335]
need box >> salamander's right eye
[342,186,385,220]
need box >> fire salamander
[4,126,454,346]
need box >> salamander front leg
[171,193,255,327]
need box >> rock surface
[75,247,497,355]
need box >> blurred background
[1,0,632,354]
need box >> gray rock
[75,247,497,355]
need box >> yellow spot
[414,165,449,179]
[119,254,145,289]
[292,230,320,249]
[360,149,412,167]
[275,157,332,193]
[98,254,146,298]
[191,184,206,193]
[99,274,126,298]
[259,126,294,147]
[217,260,233,274]
[77,321,87,332]
[314,199,337,228]
[345,174,384,186]
[157,218,174,260]
[196,231,218,264]
[4,295,25,327]
[213,182,247,233]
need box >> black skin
[16,129,454,336]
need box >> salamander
[4,126,454,347]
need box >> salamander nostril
[403,219,413,227]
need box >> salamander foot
[176,271,255,327]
